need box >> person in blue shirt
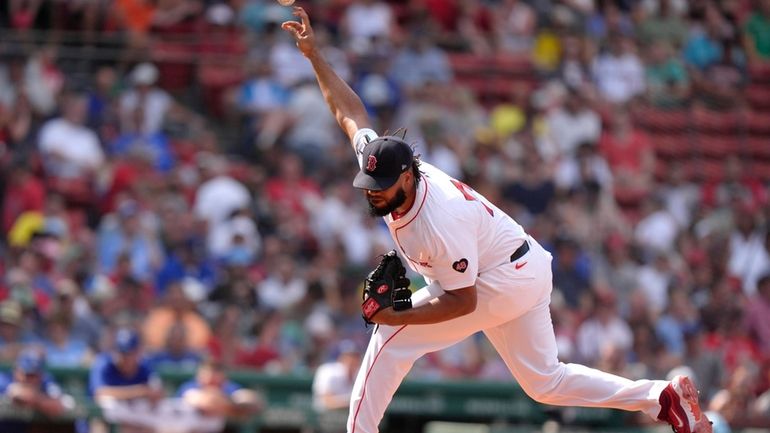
[89,329,165,433]
[146,323,203,374]
[89,328,164,400]
[177,358,261,419]
[0,349,74,433]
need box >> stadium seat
[492,54,535,79]
[747,110,770,136]
[632,107,689,133]
[746,85,770,111]
[693,135,742,158]
[747,137,770,159]
[449,53,489,77]
[649,132,692,159]
[151,40,197,92]
[748,62,770,83]
[754,160,770,181]
[691,107,741,134]
[693,158,726,181]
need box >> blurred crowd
[1,0,770,429]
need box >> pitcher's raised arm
[282,6,371,150]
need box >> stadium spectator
[89,328,164,433]
[256,254,307,312]
[38,90,104,191]
[390,30,454,93]
[312,340,361,411]
[41,312,92,368]
[709,363,770,428]
[146,322,203,373]
[0,349,75,433]
[193,152,252,255]
[637,0,688,49]
[119,62,196,136]
[178,358,262,420]
[234,56,291,150]
[644,41,690,108]
[0,301,35,364]
[634,196,679,255]
[554,141,613,193]
[23,46,63,116]
[494,0,536,54]
[727,200,768,295]
[743,0,770,62]
[341,0,394,55]
[592,33,645,104]
[745,274,770,357]
[96,199,163,284]
[576,291,633,366]
[551,235,592,309]
[680,326,725,406]
[702,155,767,210]
[2,162,45,236]
[544,87,602,161]
[142,282,211,352]
[596,100,654,192]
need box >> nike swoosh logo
[515,261,528,270]
[670,410,684,429]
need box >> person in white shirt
[313,340,362,411]
[592,34,645,104]
[38,91,104,179]
[282,7,712,433]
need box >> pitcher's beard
[367,187,407,217]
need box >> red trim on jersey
[351,325,408,433]
[393,181,429,267]
[390,209,407,220]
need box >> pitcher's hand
[281,7,317,58]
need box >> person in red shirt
[599,108,655,195]
[2,163,45,234]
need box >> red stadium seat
[649,132,692,159]
[492,54,535,78]
[694,158,726,181]
[448,53,489,77]
[754,160,770,181]
[693,135,742,158]
[749,63,770,83]
[746,85,770,111]
[632,107,689,133]
[747,110,770,136]
[691,107,741,134]
[747,137,770,159]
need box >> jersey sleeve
[0,373,11,394]
[424,217,479,291]
[353,128,378,169]
[222,380,242,397]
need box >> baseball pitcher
[282,7,712,433]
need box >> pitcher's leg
[484,297,667,419]
[348,312,491,433]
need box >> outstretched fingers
[293,6,311,29]
[281,21,302,37]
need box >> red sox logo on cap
[366,155,377,172]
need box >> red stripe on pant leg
[351,325,408,433]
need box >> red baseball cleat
[658,375,713,433]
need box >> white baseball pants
[347,238,668,433]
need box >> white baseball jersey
[354,128,528,291]
[348,128,669,433]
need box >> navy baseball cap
[115,328,141,353]
[353,136,414,191]
[16,350,45,374]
